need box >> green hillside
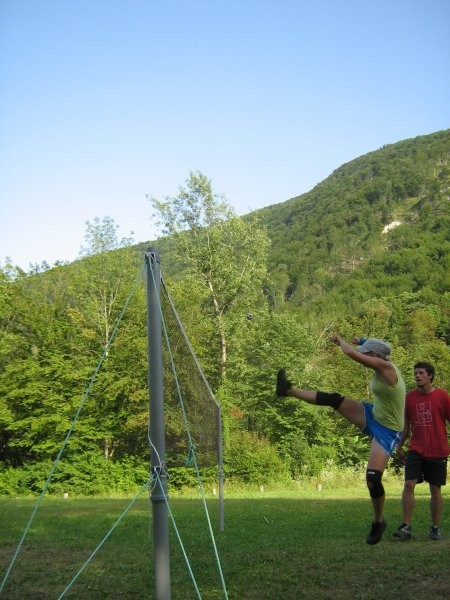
[255,129,449,314]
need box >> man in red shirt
[393,362,450,540]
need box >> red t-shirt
[405,387,450,457]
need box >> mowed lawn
[1,482,449,599]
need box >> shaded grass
[0,484,449,599]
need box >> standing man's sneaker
[393,523,411,540]
[366,519,386,545]
[276,369,292,396]
[429,526,442,540]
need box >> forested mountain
[1,130,449,494]
[256,129,449,313]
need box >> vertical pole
[217,407,225,532]
[145,249,171,600]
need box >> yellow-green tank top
[370,363,405,431]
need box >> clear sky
[1,0,449,270]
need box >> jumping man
[276,336,406,545]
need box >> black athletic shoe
[276,369,292,396]
[366,519,386,545]
[429,526,442,540]
[393,523,411,540]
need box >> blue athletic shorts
[361,402,402,456]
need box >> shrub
[225,430,290,485]
[0,454,150,496]
[167,466,218,491]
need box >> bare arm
[396,416,411,463]
[332,335,398,385]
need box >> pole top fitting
[145,248,160,264]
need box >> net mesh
[160,279,221,468]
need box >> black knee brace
[316,391,345,410]
[366,469,385,499]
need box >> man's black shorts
[405,450,448,486]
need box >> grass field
[1,482,449,599]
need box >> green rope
[57,477,150,599]
[150,268,229,600]
[185,442,197,467]
[152,468,203,600]
[0,262,146,595]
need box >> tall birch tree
[149,171,270,385]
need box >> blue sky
[1,0,449,270]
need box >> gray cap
[356,338,392,358]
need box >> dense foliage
[1,131,449,494]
